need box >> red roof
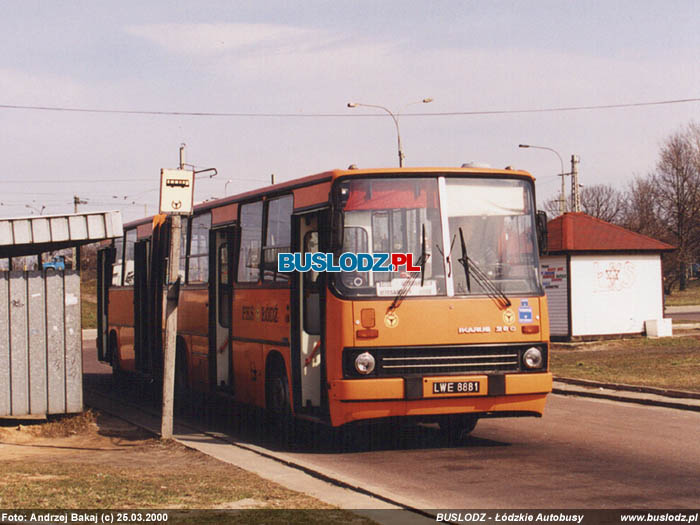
[547,212,675,253]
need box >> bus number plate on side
[430,380,481,396]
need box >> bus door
[96,246,113,362]
[292,211,326,415]
[133,239,150,372]
[210,227,235,392]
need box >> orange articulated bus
[96,166,552,440]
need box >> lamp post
[518,144,567,214]
[225,179,233,196]
[347,98,433,167]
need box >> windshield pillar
[438,176,455,297]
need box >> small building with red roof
[540,212,675,340]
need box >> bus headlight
[523,347,544,369]
[354,352,376,375]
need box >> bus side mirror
[536,210,548,255]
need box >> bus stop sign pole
[161,213,181,440]
[159,146,194,440]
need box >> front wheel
[265,363,294,447]
[439,415,478,445]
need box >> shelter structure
[539,212,674,341]
[0,211,122,417]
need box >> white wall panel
[570,254,663,336]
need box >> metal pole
[161,213,181,440]
[162,144,186,440]
[518,144,567,214]
[571,155,581,212]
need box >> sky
[1,1,698,223]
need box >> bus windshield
[333,175,540,298]
[445,178,540,295]
[335,177,446,297]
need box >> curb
[552,377,700,412]
[554,376,700,400]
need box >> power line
[0,97,698,118]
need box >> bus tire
[265,357,294,447]
[174,338,189,414]
[439,415,478,445]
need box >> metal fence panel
[0,273,10,415]
[46,270,67,414]
[9,271,29,415]
[64,271,82,412]
[28,271,48,415]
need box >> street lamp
[518,144,567,214]
[225,179,233,196]
[347,98,433,167]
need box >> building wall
[540,256,570,337]
[570,254,663,337]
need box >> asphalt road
[82,335,700,510]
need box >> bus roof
[123,166,534,230]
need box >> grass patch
[665,278,700,306]
[81,275,97,329]
[27,410,97,438]
[0,411,375,523]
[551,337,700,391]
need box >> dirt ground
[0,410,371,523]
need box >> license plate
[431,380,481,395]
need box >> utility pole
[160,144,188,440]
[571,155,581,212]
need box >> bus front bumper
[328,372,552,426]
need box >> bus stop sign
[159,168,195,215]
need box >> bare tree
[579,184,624,223]
[540,184,623,224]
[649,123,700,291]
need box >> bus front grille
[343,344,545,378]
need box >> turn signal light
[356,329,379,339]
[521,325,540,334]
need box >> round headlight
[354,352,376,375]
[523,347,543,369]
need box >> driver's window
[341,227,369,289]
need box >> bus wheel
[265,362,294,447]
[439,415,478,445]
[174,339,189,414]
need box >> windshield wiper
[457,227,511,309]
[387,225,430,314]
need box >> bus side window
[189,212,211,283]
[112,236,124,286]
[263,195,293,283]
[237,201,263,283]
[123,229,137,286]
